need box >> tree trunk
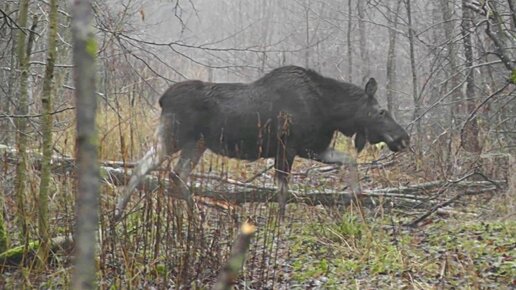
[304,0,310,68]
[1,4,16,146]
[357,0,369,82]
[508,0,516,29]
[14,0,32,248]
[0,1,16,255]
[439,0,462,125]
[460,0,481,152]
[71,0,99,288]
[438,0,463,173]
[385,0,402,118]
[405,0,421,154]
[37,0,59,268]
[347,0,353,82]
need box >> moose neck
[316,76,368,137]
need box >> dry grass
[1,98,514,289]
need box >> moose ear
[354,131,367,153]
[365,78,377,98]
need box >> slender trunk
[508,0,516,29]
[304,0,310,68]
[357,0,369,82]
[386,0,402,118]
[71,0,99,288]
[460,0,481,152]
[0,2,16,254]
[484,1,515,72]
[38,0,59,268]
[406,0,421,151]
[1,3,16,145]
[14,0,31,248]
[347,0,353,82]
[439,0,462,126]
[439,0,462,173]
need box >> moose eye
[379,110,386,117]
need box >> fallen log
[1,145,508,209]
[101,166,361,206]
[0,235,73,269]
[100,166,504,209]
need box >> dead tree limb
[213,220,256,290]
[0,235,73,270]
[100,166,503,207]
[1,145,508,215]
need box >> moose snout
[384,133,410,152]
[395,135,410,152]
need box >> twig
[405,192,464,227]
[405,172,501,227]
[0,8,26,33]
[0,106,75,119]
[460,83,511,147]
[244,164,274,183]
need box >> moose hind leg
[169,141,206,208]
[115,124,171,220]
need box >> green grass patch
[289,214,515,288]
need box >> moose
[115,66,410,219]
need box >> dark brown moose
[115,66,409,219]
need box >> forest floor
[0,141,514,289]
[276,202,515,289]
[230,153,515,289]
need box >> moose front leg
[315,148,362,194]
[316,148,356,166]
[274,152,295,219]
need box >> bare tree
[347,0,353,82]
[37,0,59,268]
[439,0,462,125]
[71,0,99,287]
[460,0,481,152]
[357,0,370,82]
[386,0,402,118]
[405,0,421,154]
[14,0,33,248]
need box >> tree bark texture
[71,0,99,288]
[405,0,421,154]
[357,0,369,82]
[38,0,59,268]
[14,0,32,247]
[439,0,462,126]
[347,0,353,82]
[386,0,402,118]
[460,0,481,153]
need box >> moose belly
[205,132,278,161]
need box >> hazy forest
[0,0,515,288]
